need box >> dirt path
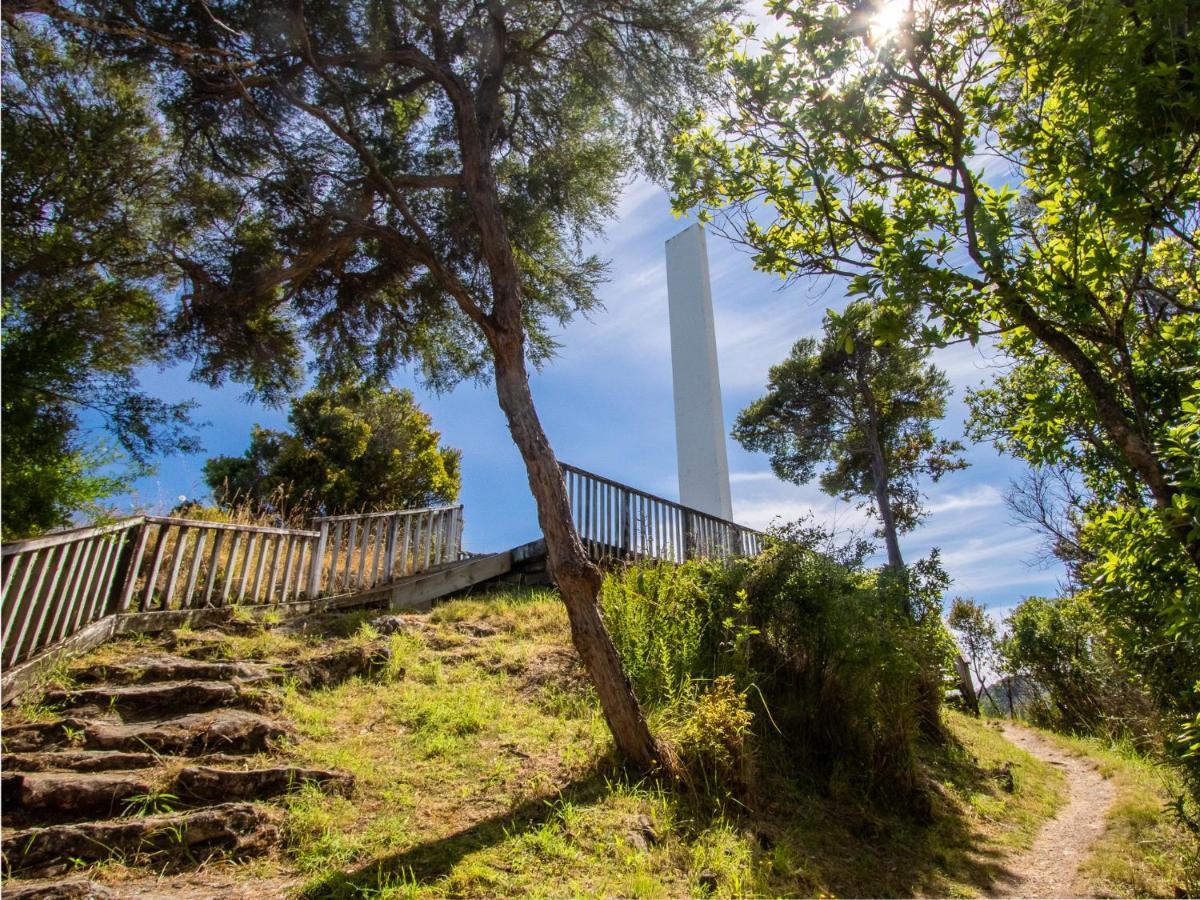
[989,723,1117,899]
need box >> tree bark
[857,363,904,571]
[489,334,663,771]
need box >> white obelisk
[665,223,734,521]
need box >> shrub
[672,675,755,799]
[600,560,741,707]
[999,594,1159,742]
[602,524,955,805]
[740,537,952,799]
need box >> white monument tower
[665,223,734,521]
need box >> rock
[284,644,392,689]
[6,772,154,823]
[631,813,659,848]
[2,718,91,753]
[455,621,498,638]
[3,751,160,773]
[82,710,292,755]
[369,614,425,635]
[174,765,354,802]
[3,878,117,898]
[2,802,279,876]
[44,681,242,719]
[71,655,268,685]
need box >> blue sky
[105,176,1065,614]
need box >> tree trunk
[860,391,904,571]
[489,335,663,770]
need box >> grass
[11,586,1194,898]
[253,590,1076,897]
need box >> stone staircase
[1,622,393,897]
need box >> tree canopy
[204,383,460,517]
[10,0,736,769]
[734,302,965,569]
[0,25,199,538]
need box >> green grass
[257,590,1077,898]
[22,587,1194,898]
[1025,728,1200,897]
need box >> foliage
[947,598,1001,712]
[734,302,965,568]
[672,675,755,797]
[14,0,733,401]
[672,0,1199,561]
[204,382,460,517]
[999,595,1157,741]
[599,560,741,707]
[1,25,199,538]
[673,0,1200,807]
[603,526,957,801]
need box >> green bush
[601,526,955,804]
[999,594,1160,742]
[600,559,742,707]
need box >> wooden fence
[561,462,763,564]
[1,505,463,670]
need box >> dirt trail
[989,723,1116,899]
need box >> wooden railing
[1,519,143,670]
[310,506,463,597]
[1,505,463,670]
[560,462,763,564]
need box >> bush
[600,559,742,707]
[999,594,1160,743]
[601,525,955,805]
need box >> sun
[867,0,910,45]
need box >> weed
[122,791,179,817]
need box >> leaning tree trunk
[489,334,663,770]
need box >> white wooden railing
[1,505,463,669]
[560,462,763,564]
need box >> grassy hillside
[266,589,1069,897]
[8,587,1194,897]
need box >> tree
[0,23,199,538]
[671,0,1200,573]
[11,0,735,768]
[733,302,965,571]
[204,383,460,517]
[671,0,1200,797]
[947,597,1000,713]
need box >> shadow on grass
[297,757,622,898]
[300,728,1031,899]
[760,728,1021,898]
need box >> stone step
[43,680,244,720]
[174,764,354,802]
[2,771,154,824]
[284,643,393,690]
[2,802,279,876]
[2,750,159,773]
[2,878,117,899]
[71,655,270,685]
[3,710,291,756]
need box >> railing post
[620,492,631,557]
[384,514,399,582]
[117,520,151,613]
[307,520,329,598]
